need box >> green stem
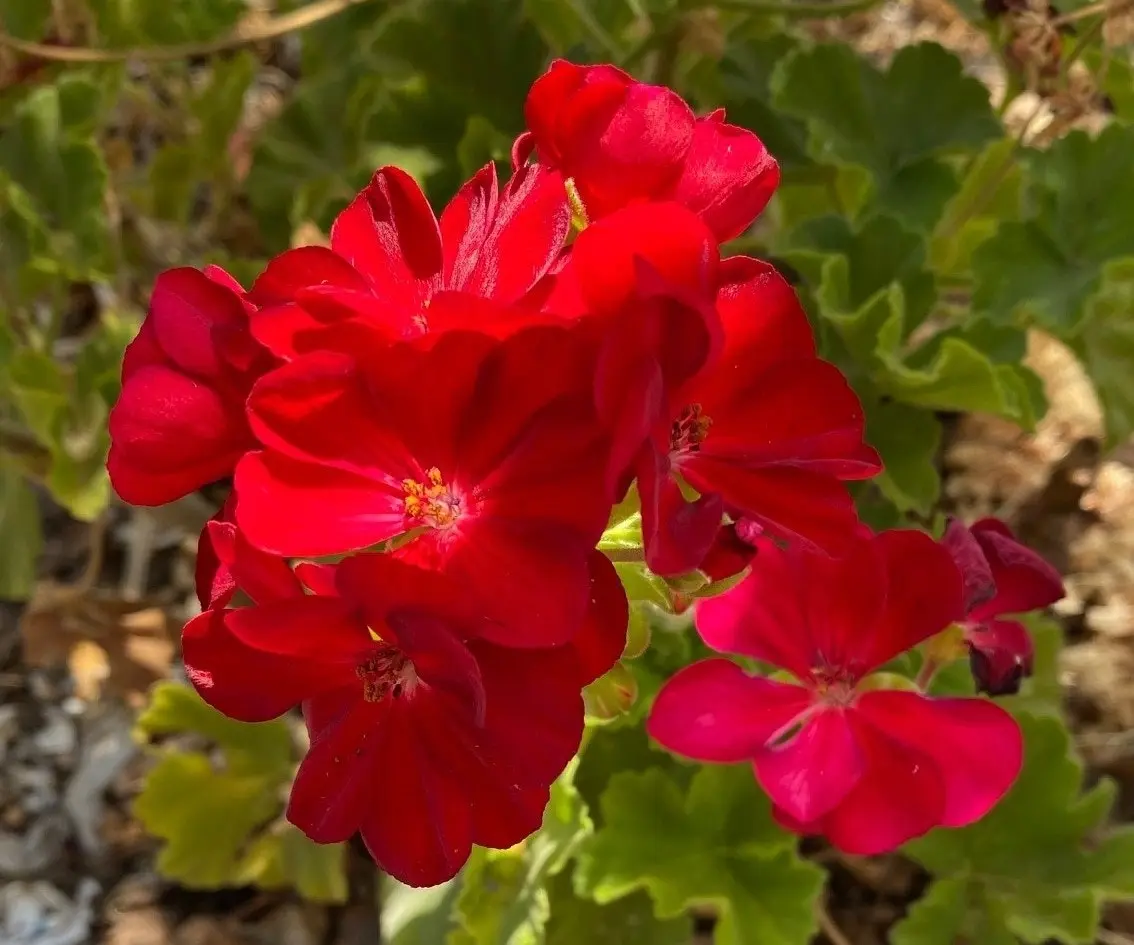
[600,546,645,563]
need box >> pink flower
[942,517,1065,695]
[647,529,1023,855]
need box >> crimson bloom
[629,257,881,575]
[519,60,779,241]
[648,529,1023,855]
[183,545,586,887]
[108,266,275,506]
[234,325,611,647]
[942,518,1065,696]
[245,162,569,359]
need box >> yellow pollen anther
[402,467,461,528]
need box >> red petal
[673,117,780,242]
[941,517,998,612]
[147,268,247,378]
[234,451,405,557]
[248,246,367,306]
[356,698,475,886]
[754,706,864,824]
[863,529,966,671]
[288,696,388,844]
[182,610,352,723]
[970,518,1064,619]
[224,596,372,663]
[648,659,811,762]
[713,258,817,372]
[638,446,724,576]
[855,690,1022,829]
[965,617,1035,696]
[679,459,864,556]
[440,163,569,303]
[247,352,416,477]
[817,706,946,854]
[108,365,250,506]
[196,515,301,609]
[571,202,718,317]
[331,167,443,308]
[685,359,879,477]
[573,549,629,684]
[694,542,814,680]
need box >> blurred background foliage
[3,0,1134,942]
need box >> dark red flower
[632,257,881,575]
[234,326,611,647]
[942,518,1065,696]
[519,60,779,242]
[245,162,569,359]
[648,528,1023,854]
[108,266,275,506]
[183,550,585,887]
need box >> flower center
[811,667,857,707]
[402,467,461,528]
[356,647,416,703]
[670,403,712,453]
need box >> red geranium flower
[245,162,569,359]
[942,517,1065,696]
[183,548,586,888]
[631,257,881,575]
[234,325,611,647]
[519,60,779,242]
[108,266,275,506]
[647,529,1023,855]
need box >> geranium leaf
[772,42,1001,230]
[902,712,1134,943]
[973,124,1134,333]
[576,766,823,945]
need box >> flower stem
[915,657,939,692]
[600,546,645,563]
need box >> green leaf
[0,461,42,599]
[600,488,642,550]
[383,877,462,945]
[866,401,942,514]
[8,349,67,443]
[785,213,936,330]
[930,137,1022,276]
[135,681,293,779]
[457,116,511,179]
[903,712,1134,944]
[236,822,348,904]
[577,766,823,945]
[3,0,53,39]
[709,35,812,173]
[1068,256,1134,447]
[893,877,1017,945]
[87,0,244,45]
[772,42,1001,230]
[973,124,1134,333]
[546,868,688,945]
[134,751,282,887]
[133,683,347,896]
[0,84,110,277]
[450,761,592,945]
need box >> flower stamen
[670,403,712,453]
[402,467,462,528]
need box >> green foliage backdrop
[2,0,1133,941]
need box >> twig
[689,0,885,16]
[0,0,377,63]
[815,898,855,945]
[1052,0,1134,26]
[1098,929,1134,945]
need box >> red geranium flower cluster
[107,61,1061,884]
